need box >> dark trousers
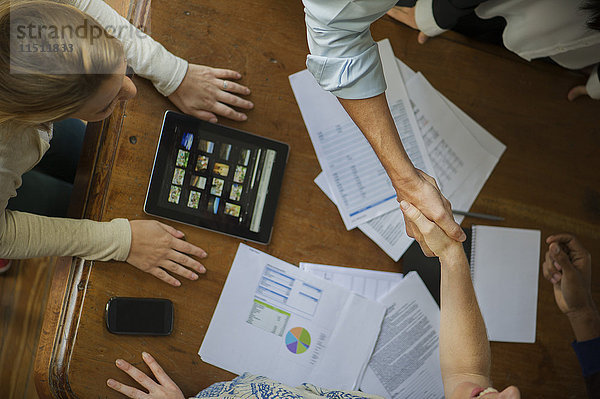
[7,119,86,217]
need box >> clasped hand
[399,199,462,259]
[542,234,594,316]
[398,170,465,256]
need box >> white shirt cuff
[415,0,447,37]
[586,65,600,100]
[306,45,387,100]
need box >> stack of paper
[199,245,444,398]
[289,39,506,261]
[301,264,445,399]
[199,244,387,390]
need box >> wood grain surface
[34,0,599,398]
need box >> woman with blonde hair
[0,0,253,283]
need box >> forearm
[339,94,419,190]
[439,245,491,393]
[568,306,600,342]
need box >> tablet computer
[144,111,289,244]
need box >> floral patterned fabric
[194,373,383,399]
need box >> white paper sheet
[314,172,414,261]
[289,39,432,230]
[199,244,386,390]
[404,71,506,216]
[299,262,403,302]
[313,57,506,261]
[361,272,445,399]
[407,73,490,199]
[470,226,541,343]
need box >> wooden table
[34,0,600,397]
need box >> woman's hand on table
[127,220,207,287]
[168,64,254,123]
[107,352,185,399]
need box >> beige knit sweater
[0,0,188,260]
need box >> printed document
[314,172,414,261]
[401,64,506,215]
[289,39,432,230]
[361,272,445,399]
[299,262,403,301]
[199,244,386,390]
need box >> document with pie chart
[199,243,387,390]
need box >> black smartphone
[105,297,173,335]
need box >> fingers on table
[171,237,207,259]
[150,267,181,287]
[189,109,218,123]
[217,78,251,96]
[142,352,176,387]
[417,32,429,44]
[161,260,199,281]
[106,378,148,399]
[216,89,254,109]
[158,222,184,238]
[115,358,157,392]
[567,85,587,101]
[212,67,243,80]
[211,101,249,121]
[168,249,206,274]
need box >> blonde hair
[0,0,124,125]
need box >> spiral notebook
[470,225,541,343]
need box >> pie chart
[285,327,311,354]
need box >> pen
[452,210,505,221]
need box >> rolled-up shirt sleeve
[303,0,397,99]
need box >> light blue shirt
[303,0,397,99]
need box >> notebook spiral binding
[469,226,476,282]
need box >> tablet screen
[144,111,289,244]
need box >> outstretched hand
[400,170,465,256]
[168,64,254,123]
[107,352,185,399]
[126,220,207,286]
[386,6,429,44]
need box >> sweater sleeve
[571,337,600,399]
[414,0,489,35]
[0,124,132,261]
[68,0,188,97]
[586,65,600,100]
